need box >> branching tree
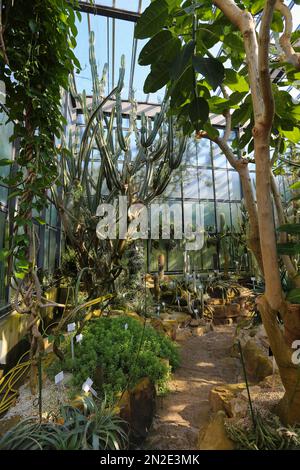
[135,0,300,423]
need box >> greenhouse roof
[74,1,300,108]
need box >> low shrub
[50,315,180,399]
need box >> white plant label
[251,277,256,282]
[67,322,76,332]
[82,377,97,397]
[76,333,83,343]
[55,371,64,384]
[124,323,128,330]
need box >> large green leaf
[170,65,194,108]
[289,181,300,190]
[277,224,300,234]
[280,127,300,144]
[134,0,169,39]
[203,121,219,139]
[224,69,249,92]
[170,40,195,81]
[271,11,284,33]
[286,289,300,304]
[231,102,252,127]
[277,243,300,255]
[138,31,180,66]
[223,32,244,53]
[250,0,265,14]
[208,96,230,114]
[188,97,209,131]
[143,64,170,93]
[192,56,225,90]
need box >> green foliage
[0,396,127,450]
[134,0,300,146]
[54,316,179,399]
[192,56,225,91]
[0,0,80,276]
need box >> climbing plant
[0,0,80,389]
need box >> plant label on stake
[124,323,128,330]
[82,377,98,397]
[67,323,76,360]
[67,322,76,332]
[76,333,83,343]
[55,371,64,385]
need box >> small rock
[240,385,261,401]
[176,328,193,341]
[230,397,249,418]
[209,383,246,417]
[243,339,273,382]
[198,411,235,450]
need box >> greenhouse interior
[1,0,300,456]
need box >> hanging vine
[0,0,81,390]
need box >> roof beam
[76,1,140,22]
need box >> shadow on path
[144,325,241,450]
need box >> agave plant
[51,30,187,297]
[0,396,127,450]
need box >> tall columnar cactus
[53,31,187,297]
[219,213,229,277]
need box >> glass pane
[49,230,57,273]
[167,241,184,272]
[250,172,256,200]
[0,210,7,307]
[202,201,216,232]
[197,138,212,167]
[183,140,197,165]
[216,202,231,231]
[202,243,218,270]
[212,142,227,168]
[214,169,229,200]
[0,112,13,205]
[230,203,242,230]
[182,170,199,198]
[150,241,167,272]
[199,169,214,199]
[189,249,202,272]
[51,206,58,227]
[116,0,139,11]
[163,168,182,198]
[228,171,241,200]
[44,228,49,271]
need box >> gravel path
[144,325,241,450]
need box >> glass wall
[0,112,13,308]
[0,110,63,311]
[149,132,247,273]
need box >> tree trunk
[213,0,300,424]
[254,126,283,309]
[238,163,264,274]
[257,296,300,424]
